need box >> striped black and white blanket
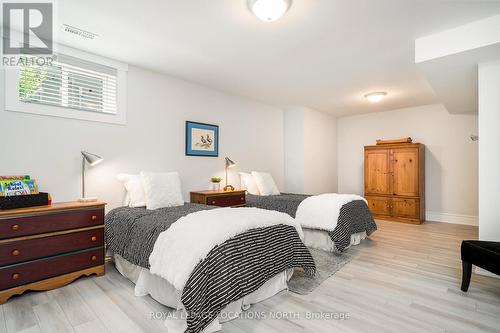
[246,193,307,218]
[328,199,377,251]
[105,203,214,268]
[247,193,377,252]
[181,224,315,333]
[105,205,315,333]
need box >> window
[19,54,117,114]
[5,45,127,124]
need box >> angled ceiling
[55,0,500,116]
[416,15,500,114]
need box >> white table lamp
[79,151,103,202]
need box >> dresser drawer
[0,209,104,239]
[0,247,104,290]
[392,198,420,219]
[366,196,391,216]
[0,228,104,266]
[206,194,245,207]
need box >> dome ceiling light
[364,92,388,103]
[248,0,292,22]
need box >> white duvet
[148,207,302,291]
[295,193,367,231]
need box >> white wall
[337,104,479,224]
[303,108,337,194]
[478,61,500,241]
[284,107,337,194]
[0,66,284,210]
[284,109,305,193]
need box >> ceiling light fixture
[364,92,387,103]
[248,0,292,22]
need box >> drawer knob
[11,249,20,256]
[91,255,97,261]
[211,201,216,204]
[12,273,20,280]
[240,197,244,201]
[11,224,20,231]
[91,236,97,242]
[91,215,97,221]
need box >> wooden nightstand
[190,190,246,207]
[0,201,106,304]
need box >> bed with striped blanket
[246,193,377,252]
[105,204,315,333]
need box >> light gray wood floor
[1,220,499,333]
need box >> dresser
[190,190,246,207]
[364,143,425,224]
[0,201,106,304]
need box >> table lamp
[224,157,236,191]
[79,151,103,202]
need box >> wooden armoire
[364,143,425,224]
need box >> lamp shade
[81,151,103,166]
[225,157,236,168]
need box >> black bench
[461,240,500,291]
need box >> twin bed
[247,192,376,252]
[105,172,376,333]
[106,203,316,333]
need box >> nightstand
[190,190,246,207]
[0,201,106,304]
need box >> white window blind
[19,54,118,114]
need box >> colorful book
[0,179,38,196]
[0,175,30,181]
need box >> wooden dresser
[0,201,106,304]
[190,190,246,207]
[364,143,425,224]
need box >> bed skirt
[302,229,367,252]
[111,253,293,333]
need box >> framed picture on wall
[185,121,219,157]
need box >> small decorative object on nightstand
[191,190,246,207]
[209,177,222,191]
[0,201,106,304]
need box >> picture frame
[185,121,219,157]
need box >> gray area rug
[288,248,354,295]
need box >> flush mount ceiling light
[248,0,292,22]
[364,92,388,103]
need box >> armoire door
[391,148,419,197]
[364,149,392,195]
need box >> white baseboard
[426,211,478,226]
[476,267,500,279]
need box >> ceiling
[55,0,500,116]
[416,14,500,114]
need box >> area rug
[288,248,354,295]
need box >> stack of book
[0,175,39,197]
[0,175,50,210]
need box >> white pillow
[251,171,280,196]
[239,172,260,195]
[140,171,184,210]
[123,192,131,207]
[117,174,146,208]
